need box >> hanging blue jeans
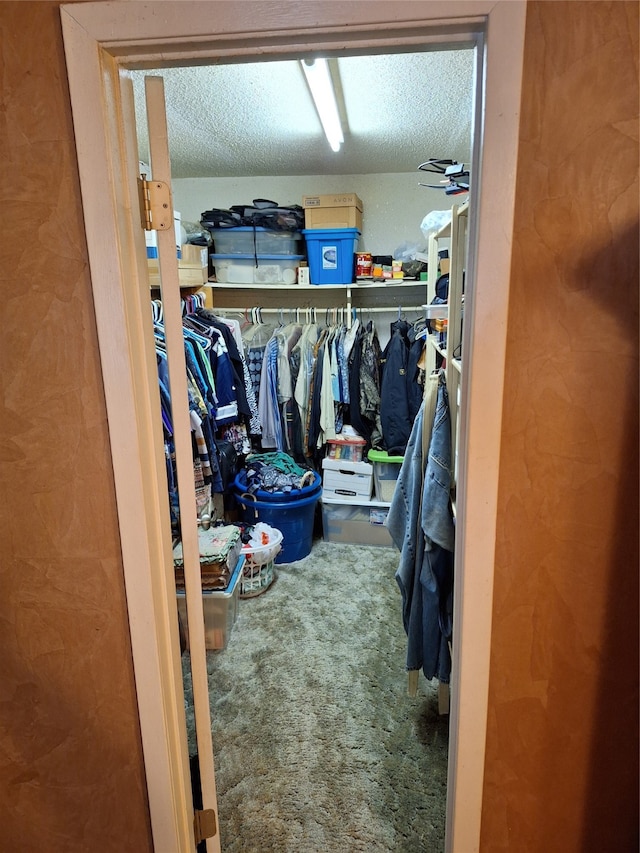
[386,380,455,682]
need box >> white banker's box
[321,458,373,499]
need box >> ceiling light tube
[301,58,344,153]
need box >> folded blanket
[173,524,242,591]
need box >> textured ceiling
[131,48,475,179]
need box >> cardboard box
[322,457,372,499]
[180,243,208,268]
[177,266,208,286]
[147,259,207,288]
[302,193,363,231]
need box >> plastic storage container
[367,449,404,501]
[321,496,393,547]
[209,227,304,256]
[212,253,304,284]
[233,470,321,503]
[302,228,360,285]
[240,525,283,598]
[326,436,366,462]
[176,555,245,650]
[233,491,321,564]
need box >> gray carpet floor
[183,540,448,852]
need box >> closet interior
[133,44,473,847]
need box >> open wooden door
[61,5,527,851]
[137,74,221,852]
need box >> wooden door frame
[60,3,526,851]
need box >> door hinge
[194,808,217,845]
[137,175,173,232]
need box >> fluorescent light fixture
[301,58,344,153]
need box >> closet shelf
[351,279,427,290]
[428,335,447,357]
[208,278,428,328]
[209,281,347,291]
[208,280,427,292]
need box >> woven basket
[240,527,283,598]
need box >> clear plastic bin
[176,555,244,650]
[210,227,304,256]
[212,253,303,284]
[321,496,393,547]
[368,449,404,502]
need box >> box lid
[368,449,404,464]
[301,228,360,238]
[322,458,372,476]
[328,436,366,446]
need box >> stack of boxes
[144,203,209,291]
[301,193,363,286]
[176,243,209,286]
[209,226,305,284]
[320,435,398,548]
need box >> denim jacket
[386,380,455,682]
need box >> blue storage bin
[302,228,360,285]
[233,470,322,503]
[233,490,320,564]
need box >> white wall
[172,173,448,257]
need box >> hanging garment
[292,322,320,461]
[190,309,261,435]
[348,321,383,450]
[306,330,327,456]
[318,334,337,446]
[406,324,425,424]
[258,335,283,449]
[380,319,412,455]
[274,323,303,454]
[386,377,455,683]
[379,319,424,455]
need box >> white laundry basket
[240,525,283,598]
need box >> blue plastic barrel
[233,489,320,564]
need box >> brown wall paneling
[482,2,639,851]
[0,3,153,850]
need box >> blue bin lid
[302,228,361,238]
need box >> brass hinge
[137,175,173,232]
[194,808,217,845]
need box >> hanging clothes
[386,374,455,684]
[347,320,383,450]
[258,334,282,450]
[380,318,412,455]
[274,322,303,455]
[379,317,425,455]
[188,308,261,437]
[292,322,320,459]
